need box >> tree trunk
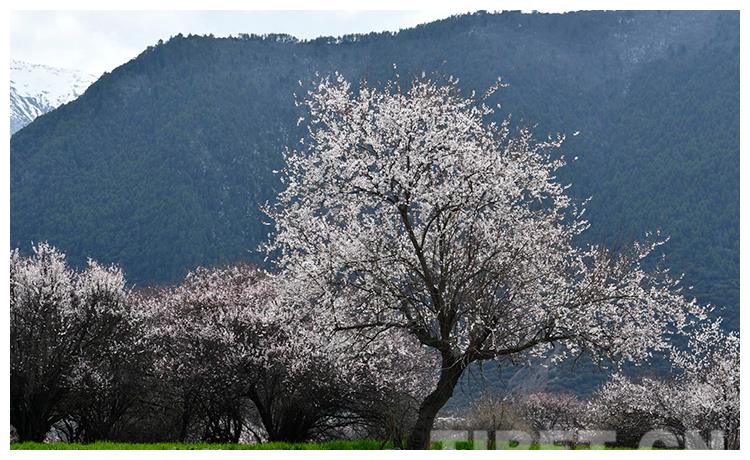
[11,393,56,442]
[406,357,465,449]
[11,407,52,442]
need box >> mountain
[10,11,738,338]
[10,60,95,134]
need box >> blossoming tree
[671,322,740,448]
[10,243,130,442]
[591,321,739,449]
[265,73,709,448]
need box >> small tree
[60,298,149,442]
[462,393,524,433]
[142,265,276,442]
[516,392,585,446]
[671,321,739,449]
[591,321,740,449]
[265,73,708,448]
[10,243,129,441]
[587,374,665,447]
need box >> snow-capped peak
[10,60,96,134]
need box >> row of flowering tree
[10,243,436,444]
[9,241,738,448]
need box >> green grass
[12,439,650,450]
[11,439,392,450]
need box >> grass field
[11,440,646,450]
[11,439,392,450]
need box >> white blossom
[264,74,710,448]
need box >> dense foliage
[10,11,738,397]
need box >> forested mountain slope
[11,10,738,344]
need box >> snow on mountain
[10,60,96,134]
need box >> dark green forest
[10,11,739,400]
